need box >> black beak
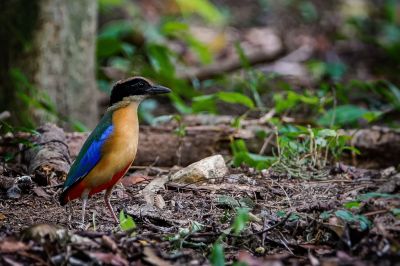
[147,85,171,95]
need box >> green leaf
[315,137,327,147]
[162,21,189,34]
[317,129,337,137]
[119,210,136,231]
[320,211,332,220]
[386,82,400,108]
[274,91,319,114]
[176,0,225,25]
[185,35,213,64]
[288,213,300,222]
[299,1,318,22]
[146,44,175,76]
[190,221,204,233]
[232,152,274,170]
[326,61,347,81]
[318,105,369,127]
[217,92,254,108]
[276,210,286,218]
[363,111,383,123]
[391,208,400,217]
[232,208,250,235]
[340,146,361,155]
[335,210,354,222]
[343,201,361,209]
[234,42,250,70]
[357,215,372,231]
[210,243,225,266]
[170,93,193,114]
[192,94,217,113]
[238,197,255,210]
[121,43,135,57]
[216,195,240,208]
[97,37,122,58]
[231,139,248,154]
[99,0,125,10]
[335,210,371,231]
[98,20,132,38]
[357,192,400,201]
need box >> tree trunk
[0,0,99,129]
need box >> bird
[59,77,171,224]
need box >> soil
[1,163,399,265]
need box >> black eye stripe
[133,82,144,87]
[110,78,151,105]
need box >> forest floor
[1,159,399,265]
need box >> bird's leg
[67,201,74,225]
[104,187,118,223]
[81,189,90,225]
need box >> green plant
[0,121,40,162]
[192,92,255,113]
[357,192,400,201]
[210,243,225,266]
[235,43,267,110]
[168,221,205,249]
[231,139,275,170]
[232,208,250,236]
[119,210,136,231]
[391,208,400,217]
[318,104,382,127]
[273,90,321,114]
[343,201,362,210]
[334,210,371,231]
[271,126,357,179]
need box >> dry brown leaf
[154,194,166,209]
[0,240,28,253]
[142,176,168,206]
[325,217,345,237]
[32,187,51,199]
[121,174,150,186]
[143,247,172,266]
[238,250,281,266]
[101,235,118,252]
[89,252,128,266]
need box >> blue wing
[63,112,114,189]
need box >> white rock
[170,155,228,183]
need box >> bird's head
[109,77,171,107]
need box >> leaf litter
[0,161,399,265]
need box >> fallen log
[65,124,235,167]
[64,116,400,168]
[2,115,397,171]
[23,123,70,185]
